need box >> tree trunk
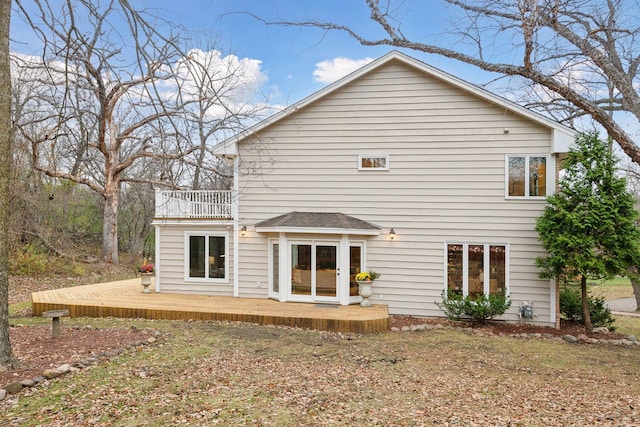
[0,0,15,370]
[102,182,120,264]
[631,277,640,312]
[581,275,593,333]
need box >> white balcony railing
[155,190,234,219]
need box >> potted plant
[138,260,154,293]
[355,270,380,307]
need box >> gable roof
[254,212,381,235]
[214,50,577,157]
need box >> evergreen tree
[536,133,640,332]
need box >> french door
[289,241,339,302]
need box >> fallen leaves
[0,325,155,388]
[4,271,640,425]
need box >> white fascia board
[394,53,579,141]
[220,50,577,153]
[218,53,406,148]
[255,226,381,236]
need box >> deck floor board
[31,279,389,334]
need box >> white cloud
[164,49,267,106]
[313,57,374,84]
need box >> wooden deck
[31,279,390,334]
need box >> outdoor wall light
[241,225,247,236]
[389,228,396,240]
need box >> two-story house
[152,51,576,327]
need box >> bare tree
[0,0,15,370]
[263,0,640,163]
[11,1,180,263]
[171,48,266,189]
[13,0,191,264]
[12,2,271,264]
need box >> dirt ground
[0,325,154,387]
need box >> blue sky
[142,0,481,105]
[9,1,640,161]
[12,0,636,143]
[8,1,503,107]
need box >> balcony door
[289,241,339,303]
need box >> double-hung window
[446,243,507,297]
[186,233,228,281]
[506,155,548,198]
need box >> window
[359,154,389,171]
[271,242,279,293]
[446,243,507,297]
[349,244,363,296]
[507,155,547,197]
[186,233,227,280]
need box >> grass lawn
[3,316,640,426]
[588,276,635,300]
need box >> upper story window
[359,154,389,171]
[506,155,548,198]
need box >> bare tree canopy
[11,1,268,263]
[11,0,185,264]
[262,0,640,164]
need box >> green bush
[559,286,583,322]
[10,244,49,276]
[559,287,616,330]
[437,291,512,324]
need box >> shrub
[559,287,616,330]
[437,291,512,324]
[559,286,583,322]
[10,244,49,276]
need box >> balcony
[155,190,234,219]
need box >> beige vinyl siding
[155,223,234,296]
[237,232,270,298]
[236,59,558,325]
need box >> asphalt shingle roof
[254,212,380,231]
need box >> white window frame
[505,154,550,199]
[443,242,509,297]
[268,238,280,300]
[184,231,229,283]
[358,154,389,171]
[348,241,366,303]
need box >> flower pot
[140,272,153,293]
[357,280,373,307]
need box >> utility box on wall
[519,301,534,319]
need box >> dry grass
[4,318,640,426]
[589,277,635,300]
[5,266,640,425]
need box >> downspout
[233,155,240,297]
[550,278,558,328]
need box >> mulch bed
[390,315,629,339]
[0,325,154,388]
